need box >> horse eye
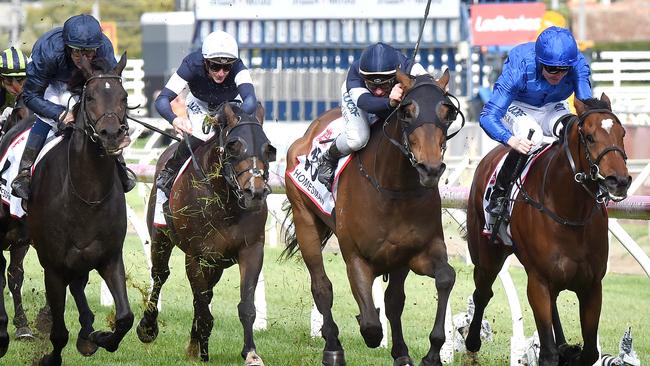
[586,134,595,143]
[86,95,94,102]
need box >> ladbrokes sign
[471,2,546,46]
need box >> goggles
[363,74,396,90]
[542,64,571,74]
[68,46,98,57]
[206,60,234,72]
[1,75,26,83]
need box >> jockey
[154,30,258,196]
[317,42,428,191]
[480,26,592,219]
[11,14,137,200]
[0,46,29,129]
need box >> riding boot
[115,154,137,193]
[486,149,526,219]
[317,142,345,192]
[156,140,192,196]
[11,147,40,201]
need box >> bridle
[77,74,129,147]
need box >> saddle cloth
[286,116,353,216]
[0,129,63,217]
[153,157,193,227]
[481,144,553,246]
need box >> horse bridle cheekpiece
[80,74,128,146]
[386,76,465,167]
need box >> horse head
[392,69,463,187]
[76,52,130,155]
[574,93,631,201]
[216,103,276,210]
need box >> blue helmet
[62,14,103,49]
[535,26,579,67]
[359,42,400,77]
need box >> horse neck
[69,123,116,195]
[366,118,421,191]
[193,142,238,208]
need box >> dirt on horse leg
[69,274,98,356]
[237,243,264,365]
[39,270,69,366]
[576,284,603,366]
[8,245,33,339]
[345,256,383,348]
[0,254,9,357]
[185,254,219,362]
[384,267,414,365]
[527,275,559,366]
[90,255,134,353]
[137,231,174,343]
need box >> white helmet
[202,31,238,62]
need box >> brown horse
[282,70,462,366]
[136,102,275,365]
[465,94,631,366]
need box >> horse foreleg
[8,245,32,339]
[69,274,97,357]
[345,256,382,348]
[0,253,9,358]
[526,275,559,366]
[238,242,264,365]
[185,253,219,362]
[384,267,413,365]
[137,230,174,343]
[576,283,602,366]
[39,270,68,366]
[90,255,134,353]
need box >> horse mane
[580,97,611,111]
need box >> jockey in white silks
[479,26,593,219]
[153,30,258,196]
[11,14,136,200]
[316,42,428,191]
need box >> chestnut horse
[136,103,275,365]
[283,70,463,366]
[465,94,631,366]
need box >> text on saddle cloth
[481,144,554,246]
[0,129,63,217]
[286,116,352,217]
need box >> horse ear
[436,68,450,90]
[574,97,586,115]
[395,69,413,93]
[112,52,128,76]
[255,102,265,125]
[223,103,238,128]
[600,93,612,110]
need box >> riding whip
[412,0,433,60]
[127,115,181,141]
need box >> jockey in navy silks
[11,14,137,200]
[154,30,258,196]
[479,26,593,219]
[316,42,429,191]
[0,46,29,129]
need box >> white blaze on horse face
[601,118,614,133]
[105,82,111,89]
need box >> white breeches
[502,100,571,151]
[337,83,371,155]
[37,81,78,127]
[185,91,242,141]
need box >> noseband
[78,74,129,145]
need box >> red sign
[470,3,546,47]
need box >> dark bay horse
[282,70,462,366]
[137,102,275,365]
[465,94,631,366]
[25,54,134,366]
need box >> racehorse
[282,70,462,366]
[136,102,275,365]
[464,94,631,366]
[25,54,134,366]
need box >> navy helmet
[62,14,103,49]
[535,26,578,67]
[359,42,400,78]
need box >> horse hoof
[465,335,481,353]
[393,355,415,366]
[360,323,383,348]
[15,326,34,340]
[77,335,99,356]
[559,343,582,366]
[39,353,62,366]
[136,318,159,343]
[90,330,118,352]
[322,350,345,366]
[245,351,264,366]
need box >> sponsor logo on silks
[343,92,360,117]
[188,101,201,114]
[507,105,525,117]
[554,102,565,112]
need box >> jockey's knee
[345,130,369,152]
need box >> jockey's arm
[23,66,65,123]
[346,68,391,115]
[233,68,257,115]
[573,55,593,100]
[479,65,521,146]
[155,73,186,124]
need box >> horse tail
[279,198,333,260]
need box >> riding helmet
[62,14,103,49]
[535,26,579,67]
[202,31,239,63]
[0,47,28,77]
[359,42,400,77]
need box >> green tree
[22,0,175,58]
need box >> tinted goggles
[1,76,25,84]
[543,64,571,74]
[69,46,98,57]
[364,74,396,89]
[207,60,233,72]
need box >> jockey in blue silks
[11,14,137,200]
[154,30,258,196]
[480,26,592,219]
[316,42,428,191]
